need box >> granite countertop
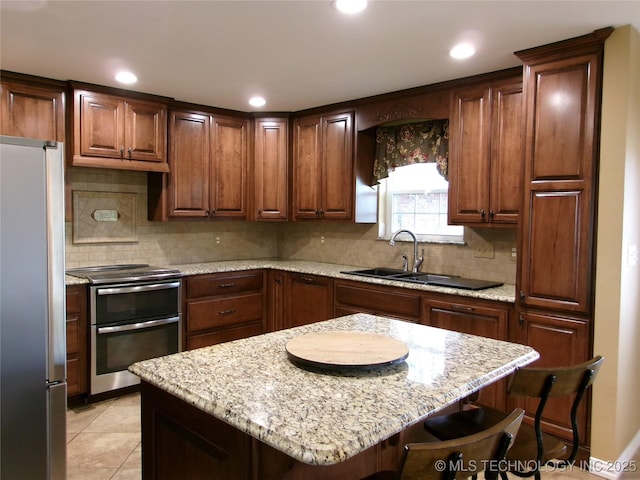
[65,259,516,303]
[129,313,538,466]
[171,259,517,303]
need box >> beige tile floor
[66,392,141,480]
[66,392,638,480]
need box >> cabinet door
[518,52,600,314]
[66,285,87,397]
[321,112,353,220]
[511,311,590,443]
[284,273,333,328]
[254,118,288,221]
[79,92,125,158]
[267,270,286,332]
[1,81,65,141]
[125,99,167,163]
[448,85,491,224]
[210,116,248,218]
[168,110,210,217]
[422,295,508,409]
[292,115,323,219]
[489,79,522,224]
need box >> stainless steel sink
[341,268,503,290]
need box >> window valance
[373,119,449,182]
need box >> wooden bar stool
[423,356,604,480]
[363,408,524,480]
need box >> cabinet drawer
[187,321,264,350]
[187,293,263,332]
[335,281,421,319]
[187,271,263,298]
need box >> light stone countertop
[171,259,517,303]
[65,259,516,303]
[129,313,539,466]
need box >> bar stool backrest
[398,408,524,480]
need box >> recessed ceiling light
[249,96,266,107]
[115,71,138,84]
[450,43,476,59]
[334,0,367,14]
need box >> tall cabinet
[513,28,612,446]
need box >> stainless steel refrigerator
[1,136,66,479]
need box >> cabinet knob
[127,147,132,159]
[519,291,525,301]
[489,210,495,218]
[119,146,124,159]
[518,315,525,326]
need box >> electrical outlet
[320,235,325,244]
[474,244,495,259]
[215,236,220,245]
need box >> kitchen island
[130,313,538,479]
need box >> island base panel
[140,381,439,479]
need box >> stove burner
[66,264,182,284]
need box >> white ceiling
[1,1,639,112]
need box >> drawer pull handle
[300,277,316,284]
[450,304,474,312]
[218,283,237,289]
[218,309,236,316]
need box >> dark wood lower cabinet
[422,295,510,410]
[510,310,591,444]
[140,381,433,480]
[284,273,334,328]
[66,285,88,398]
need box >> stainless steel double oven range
[67,264,182,397]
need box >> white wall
[592,24,640,463]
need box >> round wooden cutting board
[285,330,409,370]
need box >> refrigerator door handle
[45,142,67,384]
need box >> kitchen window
[378,163,464,243]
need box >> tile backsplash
[65,167,516,284]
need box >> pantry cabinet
[1,80,65,142]
[292,111,353,220]
[512,28,611,449]
[448,75,522,226]
[183,270,265,350]
[254,118,288,221]
[72,89,168,172]
[65,285,88,398]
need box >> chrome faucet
[389,229,424,273]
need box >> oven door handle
[96,281,181,296]
[97,316,180,334]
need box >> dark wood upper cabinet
[72,89,168,172]
[516,28,611,314]
[448,75,523,226]
[210,115,248,218]
[254,118,289,221]
[0,80,65,142]
[167,110,211,218]
[292,111,353,221]
[151,109,248,220]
